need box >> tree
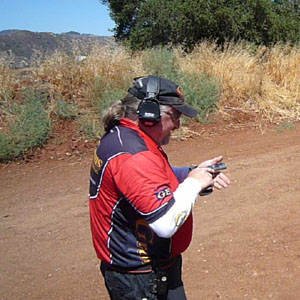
[100,0,143,40]
[101,0,300,50]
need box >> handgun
[208,162,227,172]
[200,162,227,196]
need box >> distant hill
[0,29,20,36]
[0,29,116,68]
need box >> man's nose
[173,119,180,129]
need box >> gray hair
[102,93,172,133]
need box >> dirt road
[1,123,300,300]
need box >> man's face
[159,107,182,145]
[151,107,182,146]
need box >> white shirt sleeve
[148,177,203,238]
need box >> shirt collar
[120,118,163,153]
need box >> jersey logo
[155,187,172,201]
[175,211,188,227]
[136,219,153,264]
[177,86,184,99]
[91,149,103,174]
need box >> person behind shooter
[89,75,230,300]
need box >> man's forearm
[149,177,202,238]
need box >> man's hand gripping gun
[190,163,227,196]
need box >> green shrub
[53,99,78,120]
[0,89,51,162]
[142,47,180,81]
[90,76,127,116]
[81,77,127,139]
[0,134,14,162]
[276,121,295,133]
[78,115,101,141]
[142,47,220,122]
[177,73,220,122]
[97,88,126,115]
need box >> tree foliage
[101,0,300,50]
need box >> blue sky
[0,0,115,36]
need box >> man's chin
[160,135,171,146]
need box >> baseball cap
[128,75,199,118]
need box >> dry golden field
[1,41,300,125]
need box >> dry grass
[0,58,18,103]
[176,41,300,122]
[0,59,20,129]
[1,42,300,126]
[32,44,143,108]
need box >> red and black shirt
[89,118,193,268]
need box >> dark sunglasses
[164,111,182,122]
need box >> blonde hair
[102,93,141,132]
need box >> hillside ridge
[0,29,115,68]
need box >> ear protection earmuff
[136,76,161,126]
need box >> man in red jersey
[89,75,230,300]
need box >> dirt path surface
[1,123,300,300]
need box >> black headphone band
[127,87,144,99]
[145,75,160,100]
[135,76,161,126]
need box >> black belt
[102,256,178,274]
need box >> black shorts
[100,255,187,300]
